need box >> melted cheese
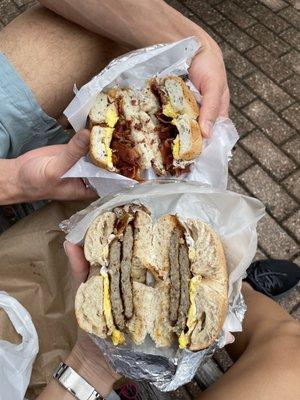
[162,103,178,119]
[178,276,202,349]
[172,135,180,160]
[101,271,125,346]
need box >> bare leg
[0,5,131,125]
[198,282,300,399]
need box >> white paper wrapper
[60,181,265,391]
[62,37,239,195]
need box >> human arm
[38,0,229,137]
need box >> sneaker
[245,259,300,299]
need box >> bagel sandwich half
[75,205,228,351]
[88,76,202,179]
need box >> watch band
[53,362,104,400]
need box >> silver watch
[53,362,104,400]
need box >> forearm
[38,343,117,399]
[0,159,23,205]
[39,0,214,48]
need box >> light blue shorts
[0,53,70,159]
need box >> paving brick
[246,23,290,56]
[167,0,222,43]
[180,0,224,25]
[190,15,222,43]
[283,210,300,241]
[280,27,300,51]
[291,306,300,320]
[278,285,300,313]
[240,130,297,179]
[294,255,300,266]
[244,71,294,112]
[239,164,298,220]
[281,75,300,100]
[248,3,289,33]
[259,0,289,12]
[228,72,257,107]
[257,213,298,259]
[220,42,255,78]
[279,6,300,28]
[282,136,300,163]
[229,145,254,175]
[0,0,18,25]
[282,169,300,200]
[235,0,259,9]
[229,104,255,136]
[280,50,300,74]
[243,100,295,143]
[227,173,249,195]
[214,19,256,52]
[216,0,256,29]
[213,349,233,372]
[13,0,34,7]
[245,45,292,84]
[285,0,299,7]
[254,247,268,261]
[281,103,300,130]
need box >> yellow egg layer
[172,135,180,160]
[162,102,178,119]
[105,105,119,128]
[101,271,125,346]
[178,276,202,349]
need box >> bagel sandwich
[88,76,202,180]
[75,205,228,351]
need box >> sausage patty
[176,242,190,333]
[169,229,181,324]
[121,224,134,319]
[108,239,125,330]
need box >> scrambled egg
[162,102,178,119]
[105,105,119,128]
[101,271,125,346]
[178,276,202,349]
[172,135,180,160]
[101,105,118,169]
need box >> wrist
[66,343,118,397]
[0,158,24,205]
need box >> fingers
[218,86,230,118]
[64,241,90,289]
[48,129,90,177]
[198,80,223,138]
[55,178,97,201]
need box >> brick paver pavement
[0,0,299,386]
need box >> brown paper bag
[0,201,88,399]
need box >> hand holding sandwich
[38,242,119,399]
[0,130,96,205]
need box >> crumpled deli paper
[60,181,265,391]
[62,37,239,196]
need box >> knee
[260,319,300,369]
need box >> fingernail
[202,120,213,138]
[75,130,90,149]
[63,240,69,256]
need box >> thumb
[64,241,90,290]
[49,129,90,177]
[198,81,222,138]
